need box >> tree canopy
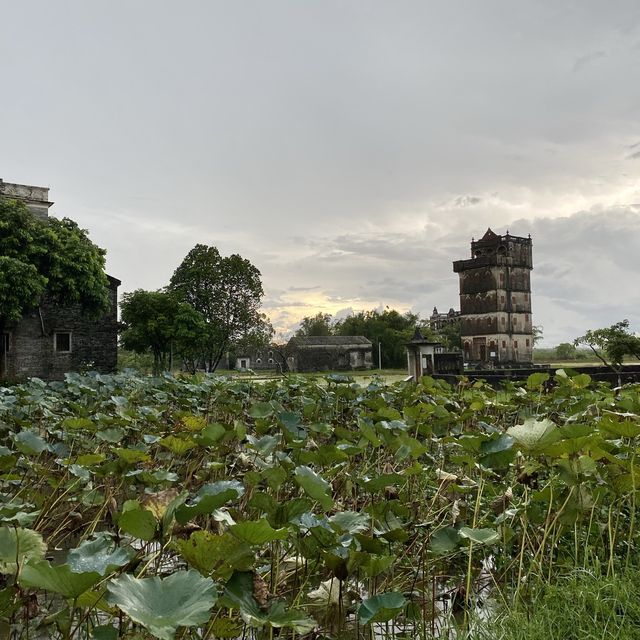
[168,244,269,371]
[295,313,333,337]
[120,290,206,375]
[574,320,640,372]
[0,199,110,326]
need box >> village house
[236,336,373,373]
[0,180,120,380]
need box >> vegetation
[0,198,110,375]
[168,244,272,372]
[0,369,639,638]
[120,290,206,375]
[295,308,439,368]
[575,320,640,371]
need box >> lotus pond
[0,370,638,639]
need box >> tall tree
[120,290,205,375]
[295,313,333,337]
[0,198,110,375]
[334,308,427,368]
[168,245,267,371]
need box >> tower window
[502,340,506,348]
[513,340,518,349]
[526,339,530,347]
[525,314,529,321]
[499,273,505,285]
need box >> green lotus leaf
[249,402,274,419]
[107,570,217,640]
[358,592,407,624]
[230,518,288,545]
[294,466,333,510]
[0,527,46,573]
[13,431,49,455]
[175,481,244,524]
[118,502,157,541]
[67,535,134,576]
[19,560,101,598]
[459,527,500,545]
[428,527,460,555]
[176,530,254,577]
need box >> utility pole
[378,341,382,370]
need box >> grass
[477,571,640,640]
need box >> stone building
[285,336,373,373]
[405,328,463,380]
[428,306,460,331]
[1,180,120,380]
[453,228,533,365]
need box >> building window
[502,317,506,325]
[525,314,529,321]
[487,317,491,327]
[502,340,506,348]
[268,358,274,364]
[54,332,72,353]
[256,358,262,364]
[525,293,529,301]
[501,295,505,304]
[511,296,516,306]
[268,350,273,358]
[499,272,505,285]
[513,340,518,349]
[526,339,530,347]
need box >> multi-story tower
[452,228,533,364]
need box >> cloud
[572,50,606,72]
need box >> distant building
[453,228,533,365]
[286,336,373,373]
[1,180,120,380]
[428,306,460,331]
[405,328,463,379]
[235,345,284,372]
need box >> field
[0,370,638,639]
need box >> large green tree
[168,245,268,371]
[0,198,110,375]
[120,290,205,375]
[295,313,333,337]
[574,320,640,373]
[333,308,428,368]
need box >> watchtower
[452,228,533,364]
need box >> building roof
[288,335,372,347]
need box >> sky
[2,1,640,346]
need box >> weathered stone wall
[289,346,373,373]
[4,281,119,381]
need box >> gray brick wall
[4,279,119,380]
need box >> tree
[333,308,427,368]
[0,198,110,375]
[120,290,206,375]
[295,313,333,337]
[168,245,268,371]
[437,318,461,350]
[554,342,577,360]
[532,325,544,346]
[574,320,640,373]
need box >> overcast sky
[2,1,640,345]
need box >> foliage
[0,199,110,374]
[532,324,544,346]
[0,369,639,637]
[437,317,462,350]
[120,289,205,375]
[295,312,333,337]
[575,319,640,371]
[334,308,429,367]
[554,342,577,360]
[478,571,640,640]
[169,244,268,371]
